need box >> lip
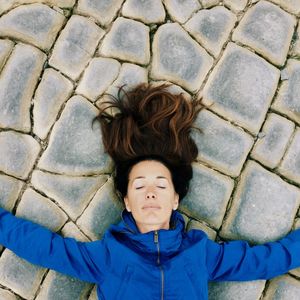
[142,205,161,209]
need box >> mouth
[142,205,161,210]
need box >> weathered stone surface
[0,288,18,300]
[200,0,219,8]
[202,43,280,134]
[76,57,120,101]
[184,6,236,57]
[36,270,93,300]
[251,113,295,169]
[151,23,213,92]
[38,96,112,175]
[88,286,97,300]
[49,15,104,80]
[220,161,300,243]
[33,68,73,140]
[192,109,253,176]
[0,131,40,180]
[96,63,148,108]
[0,43,46,132]
[224,0,248,12]
[0,0,75,14]
[263,275,300,299]
[272,59,300,125]
[61,222,89,241]
[208,280,265,300]
[268,0,300,15]
[187,219,217,240]
[232,1,297,66]
[164,0,200,24]
[76,0,123,27]
[31,170,108,220]
[290,24,300,57]
[278,128,300,185]
[0,4,65,51]
[16,188,68,231]
[122,0,165,24]
[0,39,14,71]
[0,174,24,211]
[0,250,46,299]
[77,178,123,240]
[98,17,150,65]
[180,162,234,229]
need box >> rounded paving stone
[38,96,112,175]
[0,43,46,132]
[76,57,121,102]
[76,0,123,27]
[232,1,297,66]
[268,0,300,15]
[0,39,14,71]
[0,288,19,300]
[272,59,300,125]
[151,23,213,92]
[33,68,73,140]
[0,4,65,51]
[202,42,280,134]
[180,162,234,229]
[121,0,165,24]
[98,17,150,65]
[220,160,300,244]
[0,131,41,180]
[184,6,237,57]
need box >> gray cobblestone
[278,128,300,185]
[208,280,266,300]
[180,162,234,229]
[0,43,46,132]
[0,131,40,180]
[16,188,68,231]
[232,1,297,66]
[200,0,219,8]
[0,39,14,71]
[290,23,300,57]
[31,170,108,220]
[187,219,217,240]
[0,250,46,299]
[0,4,65,51]
[76,57,120,102]
[49,15,104,80]
[121,0,165,24]
[33,68,73,140]
[221,160,300,243]
[98,17,150,65]
[224,0,248,12]
[263,275,300,300]
[61,222,89,241]
[36,271,93,300]
[0,174,24,211]
[0,288,19,300]
[251,113,295,169]
[151,23,213,92]
[88,286,97,300]
[164,0,201,24]
[77,178,123,239]
[202,42,280,134]
[268,0,300,15]
[76,0,123,27]
[184,6,236,57]
[38,96,112,175]
[272,59,300,125]
[192,109,253,176]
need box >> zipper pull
[154,230,158,243]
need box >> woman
[1,83,300,300]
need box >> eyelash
[135,186,166,190]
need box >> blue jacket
[1,207,300,299]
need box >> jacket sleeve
[205,228,300,281]
[0,208,109,283]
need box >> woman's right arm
[0,208,109,283]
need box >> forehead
[129,160,172,180]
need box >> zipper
[154,230,164,300]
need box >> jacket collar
[109,209,186,262]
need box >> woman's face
[124,160,179,234]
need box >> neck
[137,222,170,234]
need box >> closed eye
[135,186,166,189]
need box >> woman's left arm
[205,228,300,281]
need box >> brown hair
[93,82,203,202]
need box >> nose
[146,188,156,199]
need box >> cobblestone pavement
[0,0,300,299]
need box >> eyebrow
[132,176,168,181]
